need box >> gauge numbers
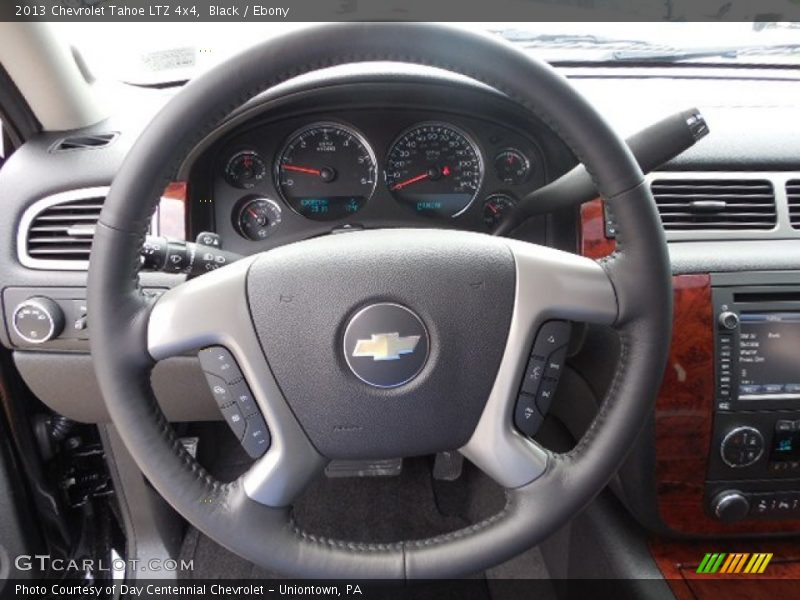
[275,123,377,221]
[385,122,483,218]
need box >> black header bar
[3,0,800,22]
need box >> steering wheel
[88,23,671,578]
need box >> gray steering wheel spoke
[504,239,618,327]
[147,257,326,507]
[461,241,618,489]
[148,256,257,361]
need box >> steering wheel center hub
[343,302,430,388]
[245,229,516,460]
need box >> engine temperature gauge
[234,197,282,241]
[483,194,517,229]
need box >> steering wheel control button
[343,303,429,388]
[521,356,547,395]
[198,346,244,384]
[514,394,544,438]
[242,414,271,458]
[720,426,765,468]
[535,378,560,415]
[544,347,567,379]
[228,380,259,417]
[12,297,65,344]
[220,404,246,440]
[532,320,571,356]
[203,373,233,406]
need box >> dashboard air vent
[51,132,117,152]
[650,178,776,231]
[788,180,800,230]
[26,195,104,262]
[19,187,111,269]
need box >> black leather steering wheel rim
[88,23,672,579]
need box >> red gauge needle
[281,164,322,176]
[391,172,430,191]
[392,166,451,191]
[392,165,450,191]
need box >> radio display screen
[739,312,800,399]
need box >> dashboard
[4,64,800,542]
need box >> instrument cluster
[207,109,548,249]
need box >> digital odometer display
[275,123,377,221]
[385,122,483,218]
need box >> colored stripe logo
[696,552,772,574]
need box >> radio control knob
[712,490,750,523]
[12,297,65,344]
[718,311,739,330]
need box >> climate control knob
[720,426,764,468]
[12,297,65,344]
[711,490,750,523]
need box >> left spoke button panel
[199,346,271,458]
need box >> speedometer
[385,122,483,218]
[275,122,377,221]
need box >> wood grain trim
[579,198,615,259]
[653,274,800,534]
[654,273,717,534]
[158,181,187,240]
[651,538,800,599]
[579,201,800,535]
[162,181,188,201]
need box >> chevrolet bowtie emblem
[344,304,428,387]
[352,333,421,361]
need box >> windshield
[52,21,800,85]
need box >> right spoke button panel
[198,346,271,458]
[514,320,571,438]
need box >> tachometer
[385,122,483,218]
[275,123,377,221]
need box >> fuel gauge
[494,149,531,186]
